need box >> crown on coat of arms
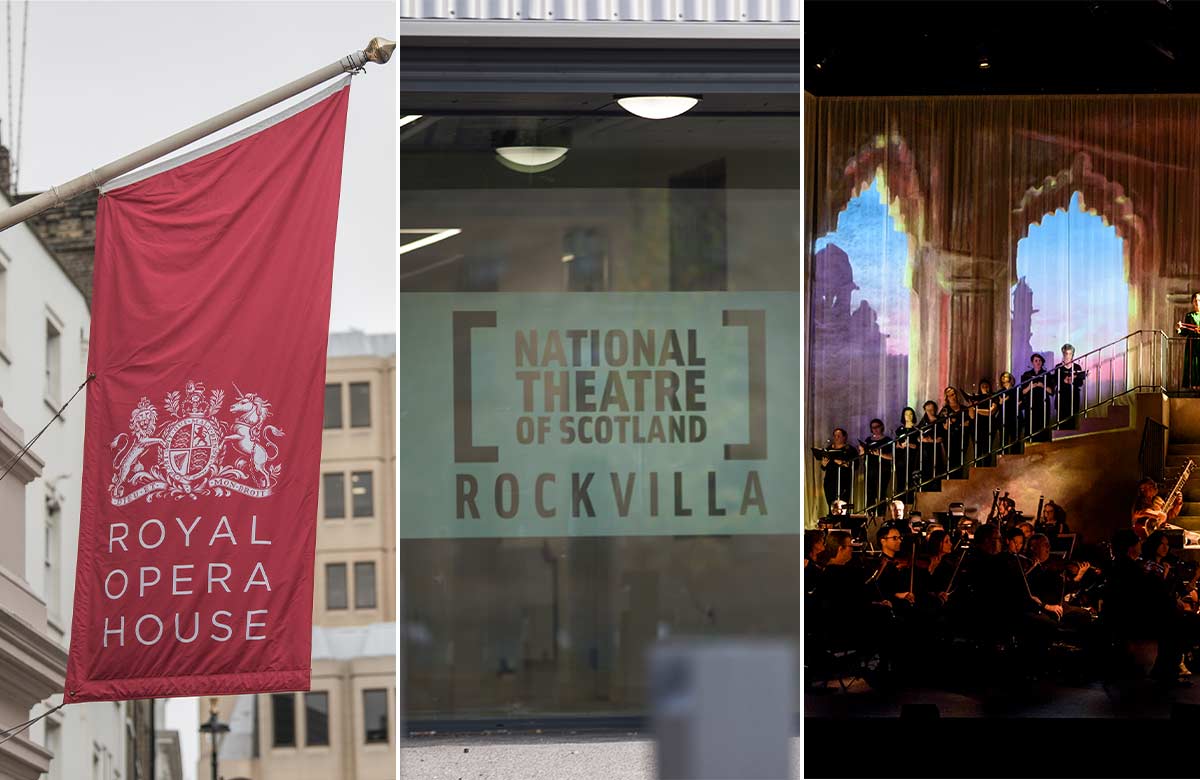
[182,380,209,417]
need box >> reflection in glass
[363,689,388,743]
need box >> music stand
[1049,533,1077,559]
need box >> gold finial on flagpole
[364,37,396,65]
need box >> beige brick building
[200,332,396,780]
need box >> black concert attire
[893,423,920,504]
[1026,558,1095,635]
[821,444,855,512]
[971,393,998,467]
[861,432,894,515]
[1050,361,1087,430]
[940,403,972,478]
[997,382,1022,454]
[1020,366,1052,443]
[1179,311,1200,390]
[1103,554,1187,682]
[917,412,944,491]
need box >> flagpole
[0,36,394,233]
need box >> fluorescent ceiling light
[399,228,461,255]
[616,96,700,120]
[400,114,423,128]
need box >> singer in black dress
[918,400,944,491]
[820,427,856,511]
[894,406,920,505]
[859,418,894,515]
[971,377,998,467]
[1021,353,1052,443]
[940,386,973,478]
[997,371,1022,454]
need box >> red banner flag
[64,78,351,702]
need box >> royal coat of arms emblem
[109,379,285,506]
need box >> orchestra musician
[916,529,956,607]
[1037,500,1071,536]
[1050,343,1086,430]
[1021,353,1052,443]
[1131,476,1183,539]
[1177,291,1200,390]
[819,427,856,512]
[1103,529,1190,686]
[940,386,973,479]
[858,418,894,516]
[997,371,1022,454]
[970,377,998,467]
[871,523,916,608]
[1004,526,1026,556]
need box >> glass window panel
[304,692,329,747]
[323,472,345,519]
[271,693,295,747]
[400,105,799,723]
[325,563,347,610]
[349,381,371,428]
[354,562,377,609]
[363,689,388,744]
[351,471,374,517]
[323,384,343,429]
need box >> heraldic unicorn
[109,379,285,506]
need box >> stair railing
[824,330,1176,519]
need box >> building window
[46,318,62,404]
[272,693,296,747]
[322,473,346,519]
[354,562,377,609]
[363,689,388,744]
[323,383,343,429]
[44,493,61,620]
[351,471,374,517]
[304,692,329,747]
[325,563,348,610]
[349,381,371,427]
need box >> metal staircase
[821,329,1200,518]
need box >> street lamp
[198,697,230,780]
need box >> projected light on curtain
[1012,191,1128,384]
[810,177,913,447]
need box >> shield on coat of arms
[160,417,222,482]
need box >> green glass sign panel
[400,292,799,538]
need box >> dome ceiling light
[494,145,569,173]
[616,96,701,120]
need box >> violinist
[1131,476,1182,539]
[871,523,916,608]
[940,386,973,479]
[820,427,856,512]
[916,529,956,607]
[1021,353,1052,443]
[918,400,945,491]
[997,371,1022,454]
[1102,529,1187,686]
[1017,520,1036,541]
[858,418,894,515]
[1024,534,1096,634]
[805,530,826,571]
[971,377,998,467]
[894,407,921,504]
